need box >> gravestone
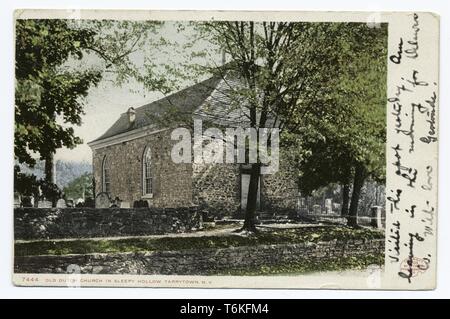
[75,198,85,207]
[297,198,308,216]
[312,204,321,215]
[120,201,131,208]
[56,199,67,208]
[38,200,52,208]
[325,198,332,214]
[111,197,121,208]
[133,199,149,208]
[66,199,74,208]
[95,192,111,208]
[14,193,21,208]
[370,206,383,229]
[333,203,341,212]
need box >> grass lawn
[15,226,384,257]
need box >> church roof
[90,75,223,143]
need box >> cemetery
[14,183,385,242]
[13,185,385,275]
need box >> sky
[55,77,160,163]
[54,21,219,163]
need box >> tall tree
[284,23,387,227]
[15,19,160,199]
[341,46,387,227]
[15,20,97,172]
[193,22,387,231]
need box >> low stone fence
[14,207,202,240]
[15,239,384,275]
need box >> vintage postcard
[12,10,439,289]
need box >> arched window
[102,155,111,194]
[143,147,153,196]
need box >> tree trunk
[44,153,55,184]
[242,163,260,232]
[92,177,96,199]
[44,153,57,207]
[347,164,365,227]
[341,183,350,217]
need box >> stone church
[88,74,299,217]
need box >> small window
[102,156,111,194]
[143,147,152,195]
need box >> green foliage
[63,172,93,199]
[14,166,40,197]
[39,180,62,203]
[15,19,161,168]
[14,165,62,202]
[15,19,101,167]
[283,24,388,194]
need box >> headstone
[300,198,306,207]
[37,200,52,208]
[66,199,74,208]
[312,204,321,215]
[112,197,122,208]
[56,198,67,208]
[95,192,111,208]
[370,206,383,229]
[120,201,131,208]
[325,198,332,214]
[14,193,21,208]
[133,199,149,208]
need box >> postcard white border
[9,8,441,291]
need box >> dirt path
[15,224,243,244]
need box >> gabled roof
[89,75,222,143]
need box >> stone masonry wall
[192,163,241,216]
[15,239,384,275]
[261,152,299,215]
[14,207,202,240]
[92,129,192,207]
[192,155,299,217]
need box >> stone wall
[15,239,384,275]
[261,152,299,215]
[192,163,241,217]
[193,158,299,217]
[92,129,193,207]
[300,214,386,229]
[14,207,202,240]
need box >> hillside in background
[18,160,92,189]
